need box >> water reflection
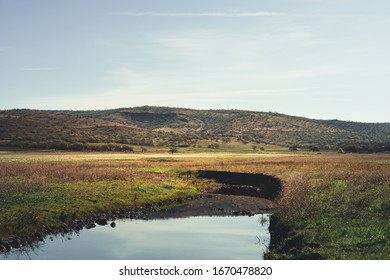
[1,214,270,260]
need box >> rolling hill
[1,106,389,152]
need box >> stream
[0,194,273,260]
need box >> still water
[1,214,270,260]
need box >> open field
[1,151,390,259]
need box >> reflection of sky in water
[1,214,270,260]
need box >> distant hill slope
[1,106,389,151]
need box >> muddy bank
[147,194,274,219]
[196,170,282,200]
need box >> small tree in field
[289,145,298,152]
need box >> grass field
[1,150,390,259]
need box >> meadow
[0,151,390,259]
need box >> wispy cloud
[111,12,285,17]
[22,67,55,71]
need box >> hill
[1,106,389,152]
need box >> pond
[0,194,272,260]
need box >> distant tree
[222,137,231,143]
[207,143,220,149]
[289,145,298,152]
[123,145,134,152]
[343,145,358,153]
[56,141,69,150]
[69,143,85,151]
[308,146,320,152]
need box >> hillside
[1,106,389,152]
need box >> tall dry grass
[163,153,390,223]
[0,160,172,197]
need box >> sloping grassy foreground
[1,152,390,259]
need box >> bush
[207,143,220,149]
[289,145,298,152]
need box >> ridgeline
[1,106,389,152]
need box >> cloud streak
[112,12,285,17]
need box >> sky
[0,0,389,122]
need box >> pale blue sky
[0,0,389,122]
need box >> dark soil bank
[147,194,274,220]
[196,170,282,200]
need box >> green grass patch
[270,167,390,259]
[0,159,213,240]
